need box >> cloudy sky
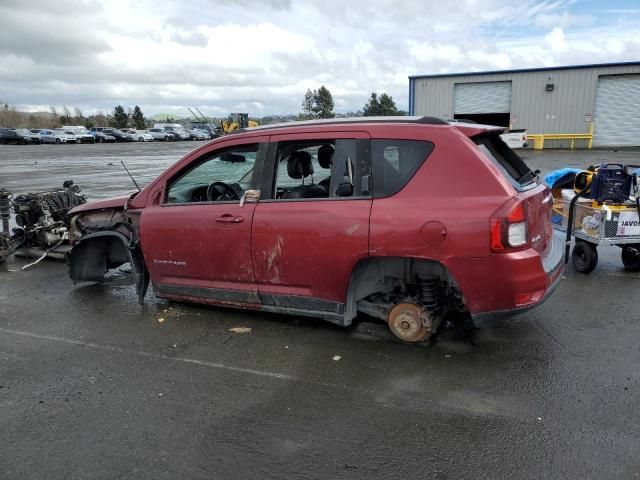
[1,0,639,117]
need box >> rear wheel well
[345,257,466,324]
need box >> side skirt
[154,283,348,326]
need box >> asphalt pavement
[1,142,639,479]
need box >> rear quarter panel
[369,125,513,260]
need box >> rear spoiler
[450,122,506,138]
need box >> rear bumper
[469,230,565,328]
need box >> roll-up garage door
[454,81,512,114]
[594,75,640,147]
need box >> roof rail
[233,116,448,134]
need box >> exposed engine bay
[0,182,86,264]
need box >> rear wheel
[138,137,144,142]
[621,245,640,272]
[572,241,598,274]
[55,138,61,144]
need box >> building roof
[408,61,640,80]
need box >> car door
[139,137,268,305]
[252,131,372,318]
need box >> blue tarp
[543,168,582,189]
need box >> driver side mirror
[335,182,353,197]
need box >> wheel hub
[388,303,430,343]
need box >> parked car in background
[133,130,154,142]
[500,129,528,149]
[147,128,175,141]
[39,129,69,144]
[87,130,116,143]
[66,116,563,344]
[120,129,137,141]
[54,129,81,144]
[188,128,210,140]
[154,123,190,140]
[101,128,133,142]
[63,126,96,144]
[0,128,28,144]
[12,128,41,144]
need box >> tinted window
[371,139,433,197]
[475,135,534,188]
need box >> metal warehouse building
[408,61,640,147]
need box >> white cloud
[0,0,638,116]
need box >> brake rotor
[387,303,429,343]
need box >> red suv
[68,117,563,343]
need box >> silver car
[147,128,174,141]
[39,129,70,144]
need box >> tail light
[490,199,529,252]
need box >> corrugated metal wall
[411,64,640,144]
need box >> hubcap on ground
[388,303,429,343]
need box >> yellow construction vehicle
[219,113,259,134]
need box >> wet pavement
[1,143,639,479]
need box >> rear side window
[475,135,534,189]
[372,139,434,197]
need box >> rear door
[139,137,268,304]
[251,131,371,316]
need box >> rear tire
[572,241,598,274]
[55,138,61,144]
[621,245,640,272]
[139,137,144,142]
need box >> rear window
[372,139,434,197]
[475,135,534,188]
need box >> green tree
[314,85,334,118]
[111,105,129,128]
[301,89,315,119]
[363,92,400,116]
[300,86,335,119]
[131,105,145,129]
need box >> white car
[499,129,528,149]
[133,130,155,142]
[54,129,81,144]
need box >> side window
[371,139,434,197]
[166,144,258,204]
[271,139,368,200]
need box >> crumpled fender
[67,230,149,304]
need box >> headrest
[287,150,313,179]
[318,144,334,169]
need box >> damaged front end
[67,199,149,304]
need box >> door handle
[216,214,244,224]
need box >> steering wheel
[207,181,241,201]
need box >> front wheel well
[344,257,466,324]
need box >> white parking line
[0,327,301,383]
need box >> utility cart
[552,199,640,273]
